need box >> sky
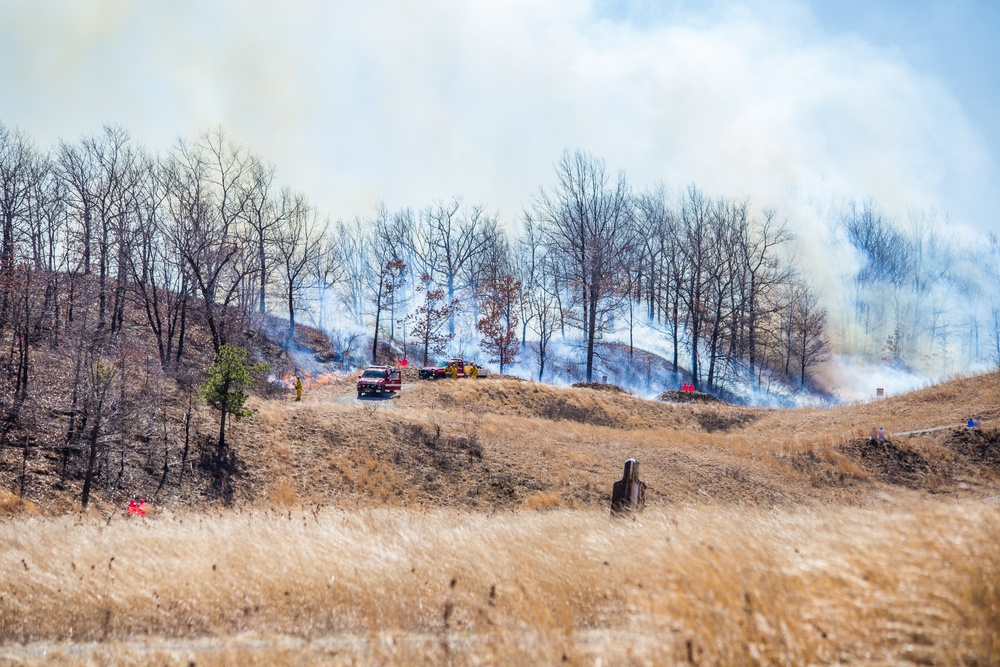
[1,0,998,240]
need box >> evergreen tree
[199,345,268,474]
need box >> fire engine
[418,358,486,380]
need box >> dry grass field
[2,503,999,665]
[2,371,1000,665]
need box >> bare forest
[1,122,998,496]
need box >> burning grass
[657,389,725,404]
[1,502,998,664]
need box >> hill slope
[224,370,1000,512]
[2,283,998,516]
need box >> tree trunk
[286,282,295,353]
[217,406,228,460]
[447,275,456,337]
[176,288,188,364]
[259,236,267,314]
[179,399,192,486]
[371,274,383,364]
[586,283,599,382]
[81,405,104,509]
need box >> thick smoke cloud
[0,0,992,233]
[0,0,995,398]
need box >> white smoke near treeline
[2,2,998,404]
[780,195,1000,400]
[1,116,994,406]
[294,184,1000,406]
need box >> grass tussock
[1,502,998,664]
[0,487,39,518]
[522,491,563,510]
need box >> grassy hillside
[2,303,1000,664]
[224,371,1000,512]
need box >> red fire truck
[356,366,402,398]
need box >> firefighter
[295,375,303,401]
[469,362,479,379]
[446,364,457,379]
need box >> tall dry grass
[1,501,998,665]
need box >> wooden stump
[611,458,646,515]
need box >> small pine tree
[199,345,269,470]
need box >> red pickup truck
[357,366,402,397]
[418,358,486,380]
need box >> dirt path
[895,416,993,438]
[0,629,649,665]
[326,383,418,410]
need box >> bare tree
[363,205,408,364]
[412,197,496,336]
[406,273,457,366]
[335,218,370,324]
[56,137,99,275]
[636,187,685,374]
[514,216,546,347]
[532,150,635,382]
[271,197,326,353]
[678,186,713,389]
[736,207,791,379]
[164,132,253,353]
[79,351,121,508]
[311,223,345,332]
[985,234,1000,368]
[791,282,831,388]
[477,274,521,374]
[127,156,190,367]
[527,259,560,381]
[239,158,289,314]
[0,123,36,326]
[24,155,67,344]
[79,125,140,331]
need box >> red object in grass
[128,499,147,517]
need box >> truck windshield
[362,370,386,378]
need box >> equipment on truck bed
[418,358,487,380]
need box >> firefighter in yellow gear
[469,363,479,379]
[445,364,457,379]
[295,376,303,401]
